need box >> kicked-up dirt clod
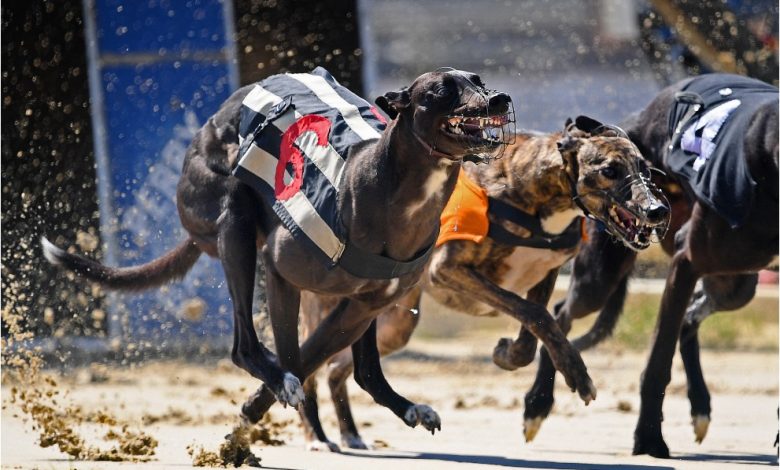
[2,298,159,462]
[188,420,261,468]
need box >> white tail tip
[40,236,65,265]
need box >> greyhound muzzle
[578,172,671,251]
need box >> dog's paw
[552,347,597,405]
[523,416,544,442]
[633,426,670,458]
[577,377,597,405]
[403,404,441,434]
[275,372,305,408]
[305,440,341,452]
[341,433,369,450]
[492,337,536,371]
[692,414,710,444]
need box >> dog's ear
[375,88,411,120]
[557,135,580,155]
[557,131,582,170]
[563,117,585,138]
[574,115,604,135]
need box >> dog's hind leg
[492,269,558,371]
[683,273,758,334]
[297,294,340,452]
[352,318,441,434]
[219,186,301,408]
[299,375,340,452]
[241,298,377,424]
[326,350,368,449]
[322,290,422,449]
[680,273,758,444]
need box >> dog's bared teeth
[448,117,462,126]
[609,205,627,230]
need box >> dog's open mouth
[441,114,511,146]
[605,203,656,250]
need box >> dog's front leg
[241,298,376,424]
[492,269,558,371]
[633,249,699,458]
[218,186,300,407]
[352,319,441,434]
[525,228,637,442]
[431,263,597,404]
[262,249,306,408]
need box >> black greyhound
[523,74,778,457]
[41,68,530,441]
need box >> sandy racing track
[2,307,777,470]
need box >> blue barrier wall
[83,0,239,347]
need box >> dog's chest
[405,167,449,219]
[496,246,573,296]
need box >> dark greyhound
[41,68,516,440]
[523,74,778,458]
[297,117,671,451]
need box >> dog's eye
[436,85,454,97]
[600,166,619,179]
[425,87,453,105]
[424,91,440,105]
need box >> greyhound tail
[40,236,202,292]
[571,275,629,351]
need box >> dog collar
[411,130,461,162]
[561,158,596,219]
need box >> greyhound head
[557,116,670,251]
[376,67,515,162]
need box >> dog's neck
[475,132,581,233]
[340,116,460,261]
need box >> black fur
[523,75,778,458]
[42,69,512,438]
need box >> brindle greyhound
[524,75,778,458]
[41,68,515,439]
[296,116,671,451]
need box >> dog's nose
[646,202,669,223]
[488,92,511,108]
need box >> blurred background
[2,0,778,360]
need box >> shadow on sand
[673,451,778,466]
[342,449,676,470]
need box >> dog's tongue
[461,118,482,130]
[461,120,483,137]
[616,206,636,230]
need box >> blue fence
[83,0,239,347]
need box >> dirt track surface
[2,335,778,470]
